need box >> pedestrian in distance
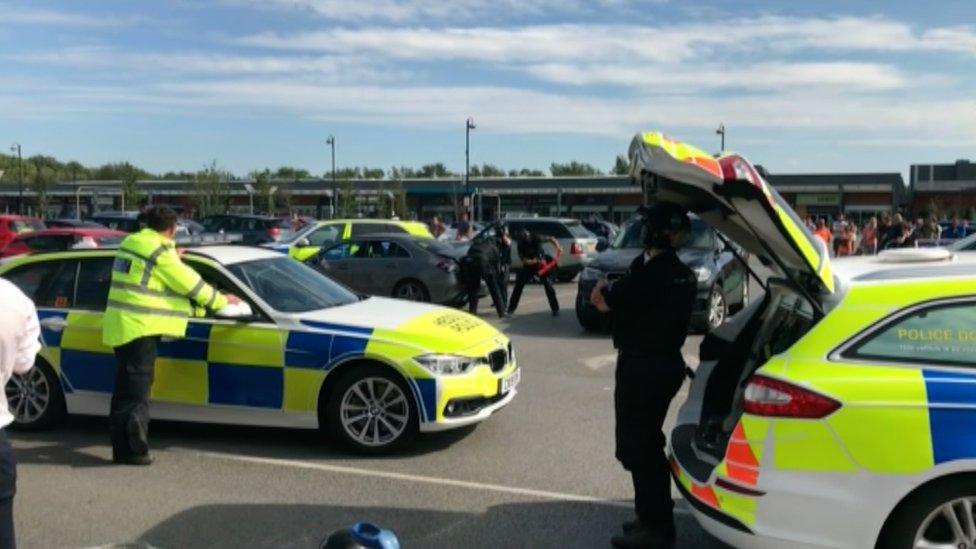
[507,228,562,316]
[590,202,697,549]
[0,278,41,549]
[103,206,240,465]
[461,227,509,318]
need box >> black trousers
[498,264,510,306]
[467,266,507,317]
[110,336,159,459]
[0,430,16,549]
[508,267,558,314]
[614,352,686,528]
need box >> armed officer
[103,206,239,465]
[461,225,508,318]
[590,202,696,548]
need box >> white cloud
[1,4,129,27]
[234,17,976,62]
[228,0,668,23]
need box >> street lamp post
[10,143,23,214]
[465,117,476,219]
[243,183,255,214]
[326,136,336,218]
[716,123,726,152]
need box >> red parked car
[0,214,46,250]
[0,228,126,258]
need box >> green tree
[249,169,276,214]
[274,166,310,180]
[417,163,455,178]
[508,168,545,177]
[92,162,153,181]
[338,179,358,218]
[612,155,630,175]
[30,159,55,218]
[389,166,416,179]
[64,161,90,182]
[391,180,408,219]
[550,161,602,176]
[120,163,143,211]
[193,160,229,216]
[362,167,385,179]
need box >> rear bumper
[670,422,898,549]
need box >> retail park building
[3,161,975,223]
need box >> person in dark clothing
[496,223,513,306]
[461,234,508,317]
[507,229,562,316]
[590,202,697,549]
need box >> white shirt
[0,278,40,429]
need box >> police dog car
[0,246,518,453]
[633,131,976,549]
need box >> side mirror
[296,237,311,248]
[596,238,609,252]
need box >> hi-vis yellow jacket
[102,229,227,347]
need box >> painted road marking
[177,449,634,509]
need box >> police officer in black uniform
[496,223,513,306]
[507,228,561,316]
[461,227,508,318]
[590,202,696,549]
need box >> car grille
[487,348,509,372]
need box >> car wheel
[706,285,727,331]
[392,280,430,302]
[326,365,419,455]
[575,294,603,332]
[877,476,976,549]
[7,360,66,431]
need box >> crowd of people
[806,212,971,257]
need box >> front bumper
[417,361,519,432]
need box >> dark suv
[200,214,291,245]
[575,213,749,333]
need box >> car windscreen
[612,217,711,249]
[227,257,359,313]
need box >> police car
[0,245,518,454]
[632,131,976,548]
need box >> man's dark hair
[145,206,178,232]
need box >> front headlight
[693,266,711,282]
[414,354,478,375]
[580,267,602,281]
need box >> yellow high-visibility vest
[102,228,227,347]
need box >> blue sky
[2,0,975,179]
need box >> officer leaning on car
[103,206,240,465]
[461,222,509,318]
[590,202,697,549]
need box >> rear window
[351,223,406,237]
[565,221,594,239]
[3,259,79,307]
[22,235,71,252]
[522,221,572,239]
[10,220,45,234]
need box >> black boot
[611,523,675,548]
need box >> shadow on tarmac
[495,310,608,340]
[10,415,480,466]
[135,500,730,549]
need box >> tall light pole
[465,117,476,218]
[10,143,23,214]
[716,123,726,152]
[326,135,336,218]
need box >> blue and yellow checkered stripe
[47,313,379,413]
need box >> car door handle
[39,317,68,332]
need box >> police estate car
[0,246,518,453]
[632,131,976,549]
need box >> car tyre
[698,284,727,333]
[392,280,430,302]
[877,476,976,549]
[7,359,66,431]
[575,293,604,332]
[326,364,419,455]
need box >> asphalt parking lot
[10,279,739,549]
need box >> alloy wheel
[914,497,976,549]
[708,287,727,329]
[395,282,425,302]
[7,368,50,425]
[339,377,410,447]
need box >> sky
[2,0,976,180]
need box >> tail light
[743,375,840,419]
[267,226,281,240]
[570,242,583,256]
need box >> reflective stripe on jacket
[102,228,227,347]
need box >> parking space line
[177,449,632,509]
